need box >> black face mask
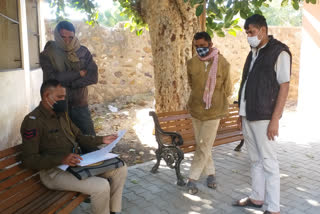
[52,100,67,113]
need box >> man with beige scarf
[186,32,232,194]
[40,21,97,143]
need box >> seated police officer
[20,79,127,214]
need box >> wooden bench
[0,144,88,214]
[149,103,244,186]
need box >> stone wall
[45,21,301,103]
[45,21,154,104]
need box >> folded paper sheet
[58,130,126,171]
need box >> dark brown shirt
[20,103,103,170]
[40,42,98,107]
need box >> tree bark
[140,0,199,112]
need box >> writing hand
[62,153,83,166]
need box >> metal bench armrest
[149,111,184,146]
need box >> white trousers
[242,117,280,212]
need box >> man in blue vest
[233,14,291,214]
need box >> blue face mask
[196,47,210,57]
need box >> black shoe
[84,197,91,203]
[232,197,263,208]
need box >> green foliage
[261,0,303,26]
[117,0,148,35]
[97,2,129,27]
[47,0,99,25]
[48,0,317,35]
[185,0,315,37]
[206,0,293,37]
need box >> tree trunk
[140,0,199,112]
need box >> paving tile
[73,118,320,214]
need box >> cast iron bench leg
[175,150,185,186]
[151,145,185,186]
[234,139,244,152]
[151,147,162,173]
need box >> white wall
[298,29,320,115]
[0,0,44,150]
[298,9,320,118]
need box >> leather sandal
[207,175,217,189]
[186,181,198,195]
[232,197,263,208]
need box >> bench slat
[0,182,47,213]
[225,111,239,117]
[181,146,196,153]
[0,143,87,213]
[220,118,238,124]
[57,193,89,214]
[41,192,79,214]
[181,137,243,153]
[181,143,196,150]
[0,145,21,159]
[0,164,24,180]
[162,124,193,132]
[216,131,242,140]
[180,134,196,142]
[0,155,20,169]
[219,121,238,128]
[160,118,192,128]
[37,192,76,214]
[0,169,36,191]
[219,126,239,132]
[214,136,243,146]
[0,175,40,202]
[158,114,191,122]
[19,190,68,214]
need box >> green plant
[117,0,148,35]
[47,0,99,25]
[47,0,317,34]
[261,0,303,26]
[185,0,315,37]
[97,2,129,27]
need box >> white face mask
[247,29,263,48]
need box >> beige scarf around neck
[54,27,81,62]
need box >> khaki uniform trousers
[40,165,127,214]
[189,118,220,180]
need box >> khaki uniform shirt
[20,103,103,170]
[187,54,232,121]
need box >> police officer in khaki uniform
[20,79,127,214]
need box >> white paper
[58,164,69,171]
[79,153,119,166]
[58,130,126,171]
